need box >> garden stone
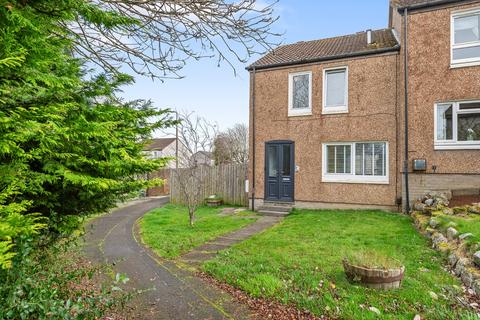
[459,233,473,240]
[436,199,449,207]
[413,202,426,212]
[442,208,454,215]
[461,269,476,287]
[453,207,468,215]
[428,218,439,229]
[448,253,459,268]
[425,198,434,207]
[454,258,469,277]
[473,251,480,267]
[468,206,480,214]
[470,243,480,252]
[447,227,459,240]
[431,232,448,248]
[473,280,480,296]
[429,190,451,200]
[437,242,450,253]
[423,207,433,215]
[425,227,435,237]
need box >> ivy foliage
[0,0,173,299]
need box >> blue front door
[265,141,294,202]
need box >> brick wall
[406,173,480,203]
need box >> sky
[119,0,390,137]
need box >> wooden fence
[169,164,248,206]
[146,169,171,196]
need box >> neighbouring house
[144,138,177,196]
[248,0,480,211]
[144,137,177,167]
[191,151,215,167]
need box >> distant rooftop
[144,138,176,151]
[247,29,399,71]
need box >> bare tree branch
[173,111,218,226]
[53,0,282,79]
[213,123,248,165]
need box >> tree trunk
[189,208,195,227]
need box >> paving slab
[178,215,283,266]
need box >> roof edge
[246,45,400,71]
[396,0,473,13]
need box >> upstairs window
[452,9,480,67]
[435,101,480,149]
[323,67,348,114]
[288,71,312,116]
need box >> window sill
[288,111,312,117]
[450,60,480,69]
[322,175,389,185]
[322,108,348,115]
[435,143,480,150]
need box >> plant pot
[342,259,405,290]
[206,199,223,207]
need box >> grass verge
[434,213,480,246]
[204,209,476,319]
[140,205,257,259]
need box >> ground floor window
[435,101,480,149]
[322,142,388,184]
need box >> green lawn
[140,205,257,258]
[204,209,475,319]
[434,213,480,247]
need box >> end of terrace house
[247,0,480,212]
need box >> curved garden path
[83,197,253,320]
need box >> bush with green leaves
[1,0,175,264]
[0,238,131,319]
[0,0,174,317]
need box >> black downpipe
[251,67,256,211]
[403,9,411,213]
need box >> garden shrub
[0,1,174,317]
[0,237,130,319]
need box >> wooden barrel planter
[205,195,223,207]
[342,259,405,290]
[206,199,222,207]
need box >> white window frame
[322,142,389,184]
[322,66,348,114]
[434,100,480,150]
[325,144,352,174]
[451,8,480,68]
[288,71,312,117]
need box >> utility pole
[175,110,179,170]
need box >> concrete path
[83,198,254,320]
[180,215,283,266]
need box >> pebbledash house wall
[392,1,480,205]
[248,53,401,211]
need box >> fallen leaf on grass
[429,291,438,300]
